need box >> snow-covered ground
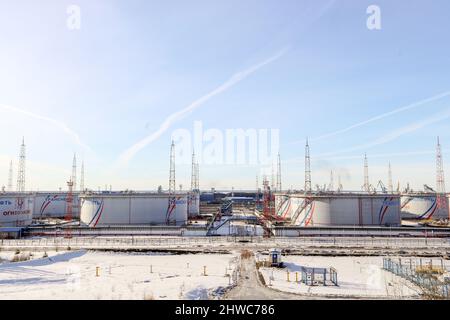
[0,250,65,263]
[258,255,424,298]
[0,250,238,300]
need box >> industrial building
[80,192,189,227]
[33,192,80,219]
[0,193,34,227]
[275,193,401,227]
[400,193,449,220]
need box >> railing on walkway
[1,236,449,250]
[383,258,450,299]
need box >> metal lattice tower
[256,174,259,206]
[436,137,445,193]
[191,151,196,192]
[338,175,343,192]
[71,153,77,191]
[195,162,199,190]
[80,160,85,192]
[166,141,176,224]
[169,141,176,194]
[271,162,275,191]
[305,138,312,193]
[363,153,370,192]
[16,137,26,192]
[329,170,334,192]
[388,162,393,193]
[8,160,13,191]
[276,153,282,192]
[436,137,446,211]
[65,180,74,238]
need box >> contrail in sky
[316,107,450,157]
[289,90,450,145]
[116,47,289,168]
[0,103,90,150]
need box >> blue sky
[1,0,450,191]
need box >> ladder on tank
[290,198,312,226]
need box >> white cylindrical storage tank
[80,193,188,227]
[401,193,448,220]
[188,192,200,217]
[0,193,34,227]
[275,193,401,226]
[33,192,80,218]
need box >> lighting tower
[256,174,260,207]
[191,151,196,192]
[65,179,74,238]
[276,153,282,192]
[436,137,446,212]
[195,162,199,191]
[166,141,176,224]
[7,160,13,191]
[363,153,370,192]
[305,138,311,193]
[388,162,393,193]
[80,160,85,192]
[271,162,275,191]
[329,170,334,192]
[16,138,26,192]
[71,153,77,191]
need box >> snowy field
[258,255,427,298]
[0,250,238,300]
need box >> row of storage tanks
[0,191,447,228]
[0,192,200,227]
[274,193,449,227]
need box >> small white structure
[269,248,282,267]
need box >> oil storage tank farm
[80,192,188,227]
[33,192,80,219]
[0,192,34,227]
[275,193,401,227]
